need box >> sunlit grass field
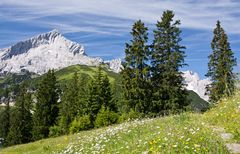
[2,91,240,153]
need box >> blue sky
[0,0,240,78]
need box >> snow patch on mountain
[183,71,211,101]
[0,30,103,74]
[105,58,122,73]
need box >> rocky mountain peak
[183,71,211,101]
[0,29,85,61]
[0,30,100,74]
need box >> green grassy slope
[4,90,240,153]
[0,65,120,89]
[203,91,240,142]
[2,91,240,153]
[27,64,121,88]
[1,117,228,153]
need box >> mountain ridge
[0,29,84,59]
[0,30,210,101]
[0,30,121,74]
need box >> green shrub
[49,125,62,137]
[94,106,119,128]
[57,116,72,134]
[69,115,92,134]
[118,109,143,123]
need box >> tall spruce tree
[86,66,114,123]
[6,83,32,146]
[87,80,100,124]
[101,75,116,111]
[78,73,90,114]
[0,88,10,145]
[33,70,60,140]
[151,10,188,114]
[206,21,237,103]
[87,67,103,122]
[59,72,87,133]
[121,20,151,113]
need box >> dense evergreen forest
[0,10,237,147]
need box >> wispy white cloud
[1,0,240,34]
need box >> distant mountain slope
[183,71,211,101]
[187,90,209,112]
[0,30,121,74]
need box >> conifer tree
[77,73,90,114]
[151,10,188,114]
[121,20,151,113]
[101,75,116,111]
[6,83,32,145]
[86,67,103,123]
[87,84,100,123]
[206,21,237,103]
[86,66,115,123]
[0,88,11,145]
[59,72,87,133]
[32,70,60,140]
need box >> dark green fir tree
[6,83,33,146]
[59,72,88,133]
[86,66,115,123]
[0,88,11,145]
[151,10,188,114]
[86,67,103,124]
[101,74,116,111]
[121,20,151,113]
[32,70,60,140]
[206,20,237,103]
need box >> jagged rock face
[104,58,122,73]
[0,30,103,74]
[183,71,211,101]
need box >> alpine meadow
[0,1,240,154]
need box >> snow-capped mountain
[0,30,209,101]
[183,71,211,101]
[0,30,121,74]
[105,58,123,73]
